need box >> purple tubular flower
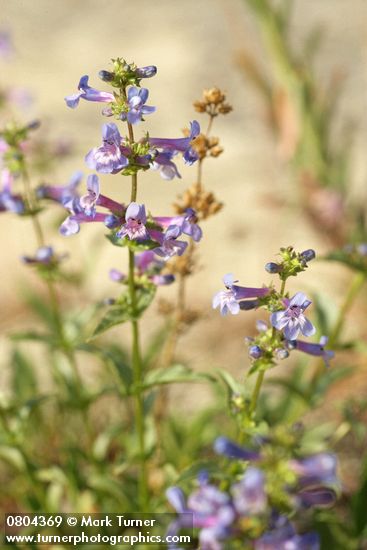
[22,246,56,265]
[271,292,316,340]
[232,467,267,515]
[214,437,260,461]
[290,453,338,488]
[154,208,202,242]
[60,212,111,236]
[151,150,181,180]
[37,171,83,205]
[117,202,149,240]
[80,174,99,217]
[149,120,200,165]
[289,336,334,368]
[0,169,24,214]
[65,75,115,109]
[0,29,12,59]
[85,123,129,174]
[212,273,269,316]
[254,517,320,550]
[151,225,188,260]
[151,274,175,286]
[120,86,156,125]
[297,487,337,508]
[135,250,158,272]
[136,65,157,78]
[109,268,125,282]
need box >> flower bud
[136,65,157,78]
[99,70,115,82]
[265,262,281,274]
[300,249,316,262]
[275,347,289,360]
[104,214,120,229]
[249,345,262,359]
[256,320,268,332]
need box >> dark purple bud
[265,262,281,274]
[300,249,316,262]
[214,437,260,461]
[249,345,263,359]
[275,348,289,360]
[27,119,41,131]
[104,214,120,229]
[98,70,115,82]
[136,65,157,78]
[286,340,297,350]
[103,298,116,306]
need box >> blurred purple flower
[120,86,155,125]
[37,170,83,205]
[0,169,24,214]
[232,467,267,515]
[22,246,66,265]
[65,75,115,109]
[117,202,149,240]
[109,268,125,282]
[214,437,260,461]
[0,29,13,59]
[271,292,315,340]
[151,150,181,180]
[212,274,270,316]
[85,123,129,174]
[80,174,99,217]
[254,516,319,550]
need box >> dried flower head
[194,87,232,117]
[173,183,223,220]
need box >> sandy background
[1,0,367,391]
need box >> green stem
[249,370,265,416]
[124,108,148,510]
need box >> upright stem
[124,113,148,511]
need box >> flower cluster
[212,248,334,371]
[167,436,339,549]
[65,60,200,180]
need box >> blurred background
[1,0,367,404]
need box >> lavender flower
[0,169,24,214]
[65,75,115,109]
[22,246,57,265]
[0,29,13,59]
[149,120,200,165]
[109,268,125,282]
[37,171,83,205]
[154,208,202,242]
[232,467,267,515]
[60,212,112,236]
[254,516,319,550]
[120,86,155,125]
[270,292,315,340]
[213,437,260,461]
[212,274,270,316]
[117,202,149,240]
[151,225,188,260]
[288,336,334,368]
[79,174,99,217]
[151,150,182,180]
[85,123,128,174]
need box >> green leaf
[10,331,53,344]
[0,446,26,471]
[352,456,367,535]
[142,364,217,390]
[11,350,38,400]
[92,285,156,337]
[216,369,243,395]
[323,250,367,275]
